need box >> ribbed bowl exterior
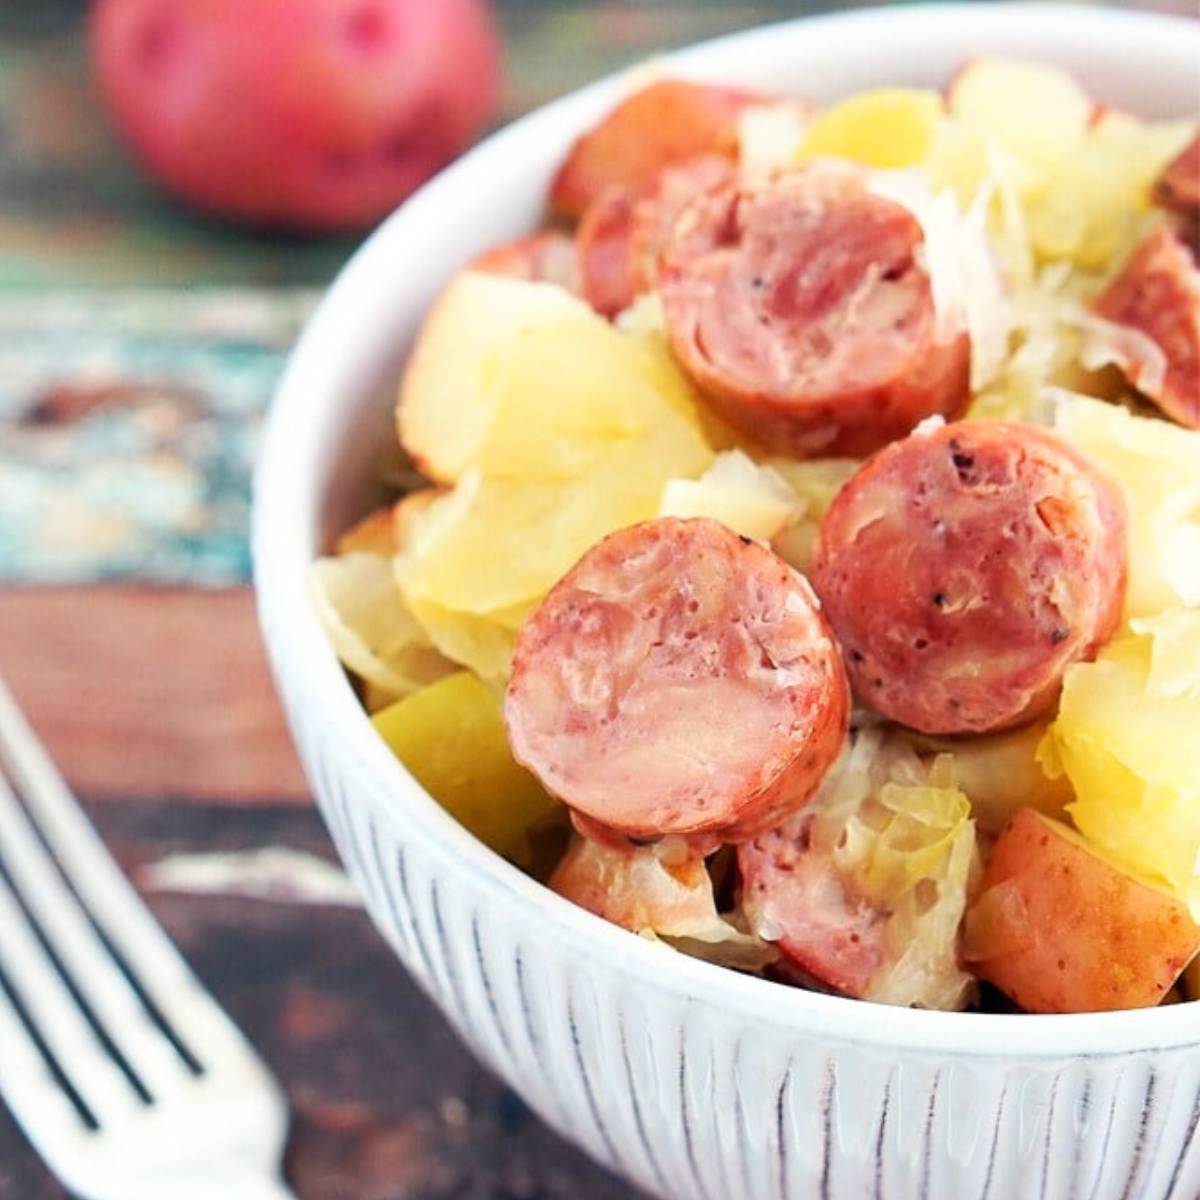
[253,9,1200,1198]
[264,652,1200,1200]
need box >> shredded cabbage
[1051,392,1200,618]
[551,835,778,970]
[1042,611,1200,918]
[659,449,802,540]
[807,730,979,1010]
[309,553,455,698]
[868,168,1012,390]
[737,100,811,177]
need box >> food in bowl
[311,61,1200,1015]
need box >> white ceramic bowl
[254,7,1200,1197]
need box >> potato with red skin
[550,79,762,218]
[967,808,1200,1013]
[91,0,501,232]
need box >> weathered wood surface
[0,799,634,1200]
[0,0,1193,1196]
[0,587,309,802]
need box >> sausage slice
[739,812,885,996]
[1093,224,1200,429]
[1153,133,1200,219]
[659,161,971,458]
[811,421,1127,735]
[550,79,761,217]
[577,155,734,318]
[504,517,850,841]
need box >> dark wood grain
[0,799,636,1200]
[0,587,309,803]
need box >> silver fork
[0,675,297,1200]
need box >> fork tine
[0,866,141,1126]
[0,677,251,1062]
[0,978,92,1157]
[0,767,191,1096]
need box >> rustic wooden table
[0,2,1188,1197]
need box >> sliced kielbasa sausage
[577,155,734,318]
[550,79,762,218]
[504,517,850,841]
[1153,134,1200,219]
[811,421,1127,735]
[1093,223,1200,429]
[738,811,886,997]
[659,160,971,458]
[471,230,582,295]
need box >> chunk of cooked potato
[398,273,596,481]
[1041,610,1200,914]
[799,87,944,169]
[946,58,1092,188]
[658,450,801,541]
[398,449,706,619]
[372,672,560,867]
[903,721,1072,836]
[1053,393,1200,619]
[398,271,712,484]
[335,505,397,556]
[966,808,1200,1012]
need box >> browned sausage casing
[577,155,734,318]
[1093,223,1200,430]
[504,517,850,842]
[738,812,886,996]
[659,161,971,458]
[1153,134,1200,219]
[811,422,1127,735]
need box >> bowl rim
[254,2,1200,1059]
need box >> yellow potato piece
[394,272,714,642]
[398,273,593,482]
[903,722,1072,837]
[1053,394,1200,619]
[401,447,707,617]
[946,58,1091,187]
[799,87,943,169]
[1030,114,1195,268]
[767,456,860,575]
[921,116,990,209]
[659,450,801,541]
[400,591,524,690]
[1040,613,1200,917]
[372,672,560,867]
[335,505,397,556]
[476,318,708,481]
[399,272,710,484]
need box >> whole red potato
[91,0,502,232]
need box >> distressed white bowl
[253,7,1200,1198]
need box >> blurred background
[0,2,1192,1197]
